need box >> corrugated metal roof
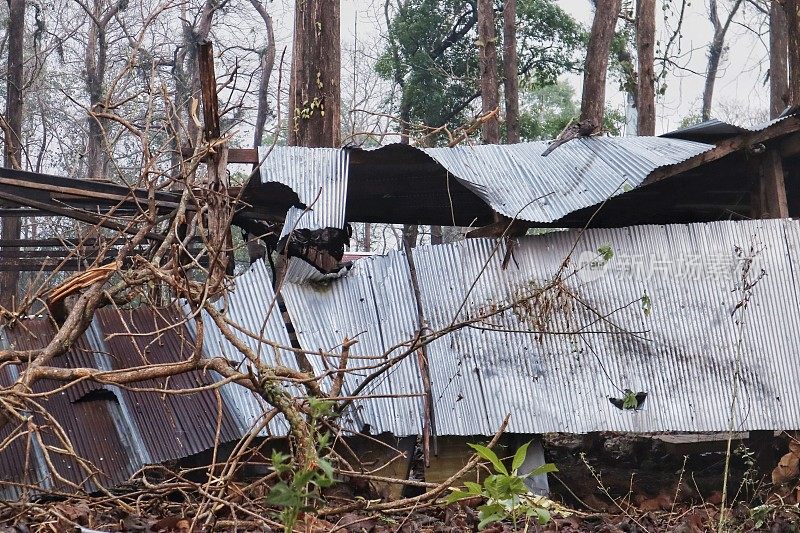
[422,137,712,223]
[188,259,301,436]
[253,138,712,228]
[95,307,242,462]
[0,306,247,497]
[258,146,349,230]
[661,114,792,142]
[274,218,800,435]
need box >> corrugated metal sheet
[188,259,300,436]
[95,307,242,463]
[276,218,800,435]
[661,114,792,142]
[255,138,712,228]
[0,325,140,496]
[422,137,712,223]
[258,146,349,230]
[281,250,425,435]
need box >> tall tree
[378,0,584,142]
[771,0,789,117]
[503,0,520,143]
[1,0,25,307]
[785,0,800,104]
[636,0,656,135]
[81,0,126,180]
[289,0,341,147]
[477,0,500,142]
[701,0,744,120]
[580,0,622,132]
[250,0,276,147]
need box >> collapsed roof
[5,217,799,494]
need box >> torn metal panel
[278,207,352,283]
[257,146,349,231]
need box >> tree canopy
[376,0,585,139]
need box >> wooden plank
[228,148,259,164]
[759,149,789,218]
[644,116,800,186]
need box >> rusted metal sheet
[0,306,245,497]
[94,307,242,463]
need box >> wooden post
[759,149,789,219]
[197,41,234,286]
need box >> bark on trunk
[502,0,519,143]
[1,0,25,308]
[288,0,341,147]
[702,0,743,120]
[250,0,275,147]
[477,0,500,143]
[786,0,800,104]
[580,0,622,132]
[636,0,656,135]
[771,0,789,117]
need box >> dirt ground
[1,433,798,532]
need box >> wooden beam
[759,149,789,218]
[228,148,259,164]
[645,116,800,186]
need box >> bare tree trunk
[771,0,789,117]
[636,0,656,135]
[502,0,519,143]
[702,0,743,120]
[402,223,418,250]
[250,0,275,147]
[1,0,25,308]
[785,0,800,104]
[580,0,622,132]
[477,0,500,143]
[84,0,123,180]
[288,0,341,147]
[430,225,443,245]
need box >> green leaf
[534,506,552,525]
[622,389,639,410]
[527,463,559,477]
[266,481,302,508]
[641,293,652,316]
[468,443,508,475]
[445,490,474,504]
[512,441,530,472]
[477,503,505,529]
[463,481,482,494]
[597,244,614,262]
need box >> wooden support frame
[758,149,789,219]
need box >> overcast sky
[270,0,772,134]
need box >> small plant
[446,441,559,530]
[266,399,337,532]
